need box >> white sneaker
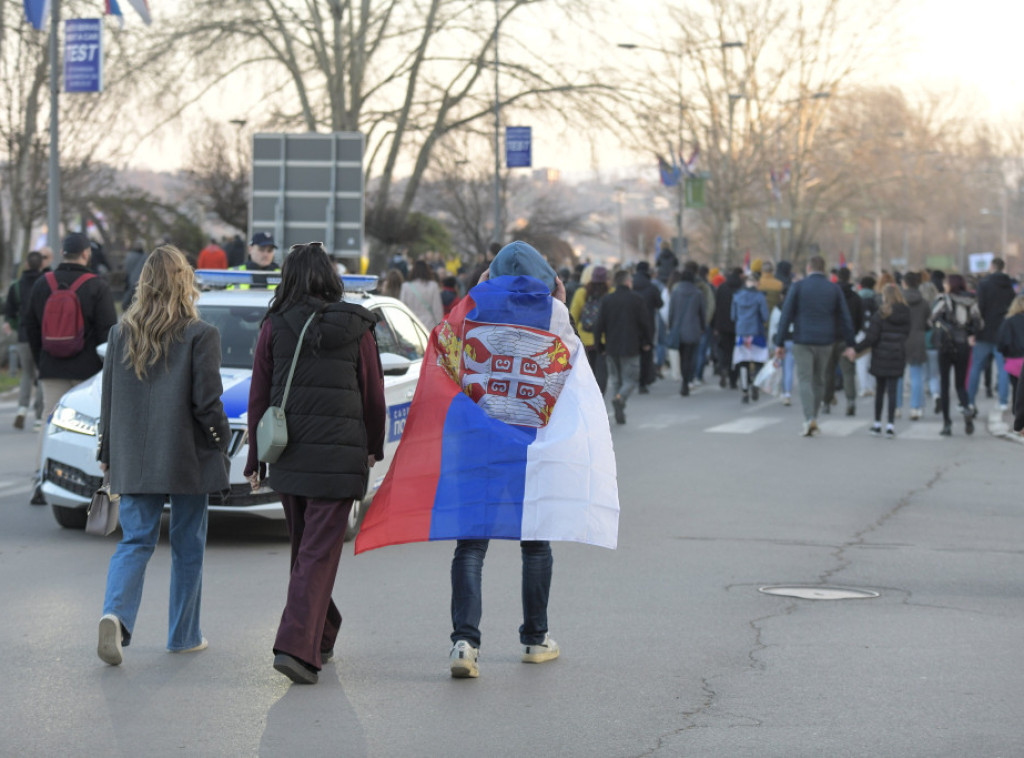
[522,634,560,664]
[450,640,479,678]
[98,614,123,666]
[1000,404,1009,412]
[782,395,791,406]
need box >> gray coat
[99,320,230,495]
[668,281,706,345]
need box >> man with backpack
[24,233,117,503]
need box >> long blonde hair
[878,282,906,319]
[121,245,199,379]
[1007,294,1024,319]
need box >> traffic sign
[505,126,532,168]
[766,218,792,230]
[64,19,102,93]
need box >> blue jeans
[103,493,208,650]
[694,326,714,380]
[451,540,552,648]
[782,340,795,394]
[907,363,925,410]
[926,349,940,398]
[655,313,668,368]
[967,341,1009,405]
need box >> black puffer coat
[903,288,930,364]
[856,302,911,378]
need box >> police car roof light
[195,270,379,294]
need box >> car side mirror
[380,352,412,376]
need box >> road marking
[706,417,781,434]
[816,419,865,437]
[898,422,947,441]
[638,414,700,430]
[0,480,33,494]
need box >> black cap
[62,233,91,258]
[250,231,277,248]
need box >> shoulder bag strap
[279,311,318,414]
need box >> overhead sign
[505,126,532,168]
[64,19,103,93]
[968,252,995,274]
[250,132,365,265]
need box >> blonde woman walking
[97,246,230,665]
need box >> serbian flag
[107,0,151,25]
[24,0,50,29]
[355,275,619,554]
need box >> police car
[41,270,428,538]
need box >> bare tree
[185,119,251,232]
[163,0,617,267]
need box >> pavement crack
[820,462,956,585]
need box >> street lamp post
[47,0,62,247]
[492,0,502,247]
[618,39,744,262]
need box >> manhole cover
[758,585,880,600]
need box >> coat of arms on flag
[355,274,619,554]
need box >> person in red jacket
[197,239,228,269]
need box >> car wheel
[344,499,365,542]
[52,504,88,530]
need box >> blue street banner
[64,19,103,93]
[505,126,532,168]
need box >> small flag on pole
[106,0,151,25]
[656,154,680,187]
[23,0,50,29]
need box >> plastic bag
[753,359,782,396]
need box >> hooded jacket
[976,271,1015,342]
[731,286,769,339]
[856,302,912,378]
[265,299,380,499]
[668,280,706,345]
[902,287,930,364]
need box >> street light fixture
[617,39,745,260]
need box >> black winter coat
[268,300,377,500]
[839,282,864,335]
[977,272,1015,342]
[903,288,930,364]
[997,312,1024,358]
[856,303,911,378]
[594,285,652,358]
[713,273,742,333]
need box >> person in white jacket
[400,259,444,328]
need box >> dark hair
[946,273,966,294]
[680,269,695,283]
[808,255,826,272]
[26,251,43,270]
[442,275,457,288]
[264,242,343,324]
[992,257,1005,272]
[837,267,851,284]
[488,242,501,258]
[613,269,630,287]
[683,260,699,275]
[411,259,433,282]
[903,271,921,289]
[585,281,609,300]
[859,275,876,290]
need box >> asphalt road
[0,380,1022,758]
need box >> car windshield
[199,305,265,369]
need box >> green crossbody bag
[257,311,317,464]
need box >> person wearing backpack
[929,273,983,436]
[569,265,609,394]
[24,233,117,502]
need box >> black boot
[940,421,952,436]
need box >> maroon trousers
[274,493,353,671]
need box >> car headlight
[49,405,98,436]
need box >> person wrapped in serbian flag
[356,241,619,678]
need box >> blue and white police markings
[388,402,411,442]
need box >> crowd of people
[560,244,1024,440]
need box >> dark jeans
[274,493,353,671]
[679,341,697,390]
[938,345,970,423]
[873,376,899,424]
[716,332,736,382]
[451,540,552,648]
[586,345,608,395]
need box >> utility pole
[47,0,61,247]
[491,0,501,247]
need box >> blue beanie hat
[490,241,557,291]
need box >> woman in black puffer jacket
[856,284,911,437]
[997,294,1024,424]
